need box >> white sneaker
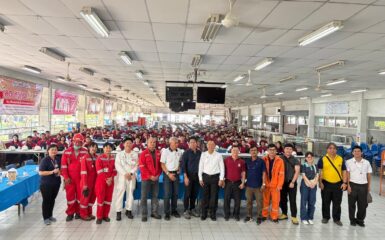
[302,220,309,225]
[308,220,314,225]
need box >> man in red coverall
[139,136,162,222]
[61,133,88,221]
[95,142,117,224]
[79,142,98,221]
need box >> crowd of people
[32,125,372,228]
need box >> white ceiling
[0,0,385,107]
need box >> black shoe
[235,216,240,221]
[96,219,102,224]
[244,216,251,222]
[210,215,216,221]
[151,213,161,219]
[165,214,170,221]
[201,215,207,221]
[126,210,133,219]
[116,212,122,221]
[272,219,279,223]
[322,218,329,224]
[261,217,267,222]
[334,220,343,226]
[75,214,81,219]
[350,221,356,226]
[142,216,147,222]
[103,217,110,222]
[357,222,365,227]
[172,211,181,218]
[66,215,74,222]
[256,218,262,225]
[225,216,229,221]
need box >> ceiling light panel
[299,20,343,46]
[191,54,203,68]
[326,79,347,86]
[79,67,94,76]
[135,71,144,79]
[315,60,344,72]
[255,58,274,71]
[233,74,246,82]
[296,87,308,92]
[80,7,110,38]
[39,47,65,62]
[23,65,41,74]
[201,14,223,42]
[279,75,296,83]
[119,51,133,65]
[351,89,367,93]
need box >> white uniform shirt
[160,148,183,171]
[346,158,372,184]
[198,151,225,181]
[115,150,139,176]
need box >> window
[369,117,385,131]
[348,117,358,128]
[335,117,347,128]
[315,116,324,126]
[325,117,335,127]
[51,115,76,134]
[298,116,308,125]
[0,115,40,141]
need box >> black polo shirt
[39,156,61,186]
[181,149,201,176]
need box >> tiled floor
[1,176,384,240]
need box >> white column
[260,103,265,129]
[278,101,283,134]
[308,99,315,138]
[247,106,252,129]
[357,93,367,143]
[48,81,52,132]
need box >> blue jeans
[300,180,317,221]
[163,173,179,215]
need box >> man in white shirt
[161,137,183,220]
[199,140,225,221]
[114,138,138,221]
[346,146,372,227]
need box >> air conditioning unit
[275,107,281,114]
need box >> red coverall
[95,153,117,219]
[79,153,97,218]
[61,147,88,216]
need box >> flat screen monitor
[165,87,193,102]
[197,87,225,104]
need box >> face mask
[74,145,81,150]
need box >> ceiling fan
[228,70,268,87]
[314,71,333,93]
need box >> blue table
[0,165,40,213]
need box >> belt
[168,171,178,174]
[225,179,241,184]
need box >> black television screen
[197,87,226,104]
[165,87,193,102]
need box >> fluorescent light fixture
[0,23,4,32]
[279,75,296,83]
[321,93,332,98]
[351,89,367,94]
[260,95,267,99]
[143,80,149,86]
[296,87,308,92]
[378,70,385,75]
[221,84,227,88]
[275,92,284,96]
[191,54,202,68]
[201,14,222,42]
[23,65,41,74]
[79,67,94,76]
[255,58,274,71]
[119,51,132,65]
[114,85,122,89]
[149,87,154,91]
[56,76,65,81]
[315,60,344,72]
[93,88,101,92]
[39,47,65,62]
[299,20,343,46]
[326,79,347,86]
[300,96,308,100]
[79,84,87,89]
[80,7,110,38]
[135,71,144,80]
[101,78,111,84]
[233,74,246,82]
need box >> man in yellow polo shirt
[318,143,347,226]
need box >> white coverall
[114,150,138,212]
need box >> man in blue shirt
[244,146,266,225]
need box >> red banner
[87,97,101,114]
[53,89,78,115]
[104,100,113,114]
[0,76,43,115]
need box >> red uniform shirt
[139,148,161,181]
[224,157,246,182]
[80,153,97,188]
[61,147,88,181]
[95,153,116,180]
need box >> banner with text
[0,76,43,115]
[104,100,113,114]
[87,97,102,114]
[53,89,78,115]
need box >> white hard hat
[8,146,16,151]
[34,146,42,150]
[21,146,28,151]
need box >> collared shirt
[160,148,183,171]
[198,151,225,181]
[115,150,138,175]
[317,154,346,183]
[281,155,300,182]
[149,149,156,168]
[39,156,61,186]
[346,158,372,184]
[246,158,265,188]
[181,148,201,176]
[224,157,245,182]
[301,162,318,180]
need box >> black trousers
[224,180,242,218]
[321,180,343,221]
[201,173,219,217]
[280,181,298,217]
[40,183,60,220]
[163,172,179,215]
[184,174,200,211]
[348,182,368,224]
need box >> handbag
[367,192,373,204]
